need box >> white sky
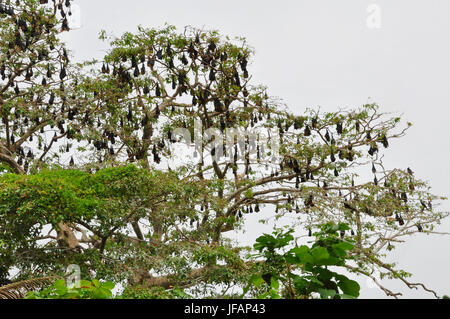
[60,0,450,298]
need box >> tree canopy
[0,0,448,299]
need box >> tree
[0,1,448,299]
[0,0,103,266]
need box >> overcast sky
[61,0,450,298]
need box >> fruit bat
[153,152,161,164]
[347,151,354,161]
[147,56,155,68]
[208,40,216,52]
[209,69,215,81]
[305,194,314,207]
[420,200,428,210]
[166,43,173,57]
[262,273,272,286]
[398,214,405,226]
[221,52,228,61]
[127,107,133,121]
[325,130,330,142]
[59,66,67,80]
[25,69,32,81]
[336,121,343,134]
[382,135,389,148]
[304,124,311,136]
[220,116,226,131]
[214,98,223,113]
[181,54,189,65]
[141,114,149,126]
[401,192,407,202]
[330,152,336,163]
[49,92,55,105]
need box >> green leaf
[290,246,309,255]
[53,279,66,289]
[80,280,92,289]
[251,275,265,288]
[91,279,102,288]
[269,289,280,299]
[291,246,314,264]
[270,277,279,290]
[337,278,360,297]
[311,246,329,263]
[332,241,354,251]
[101,281,115,290]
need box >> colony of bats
[0,1,433,240]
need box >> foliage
[0,165,204,283]
[118,285,191,299]
[244,223,360,299]
[26,279,114,299]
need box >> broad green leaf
[311,246,329,263]
[337,278,360,297]
[101,281,115,290]
[91,279,101,288]
[332,241,354,251]
[251,275,265,288]
[271,277,279,290]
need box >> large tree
[0,1,448,299]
